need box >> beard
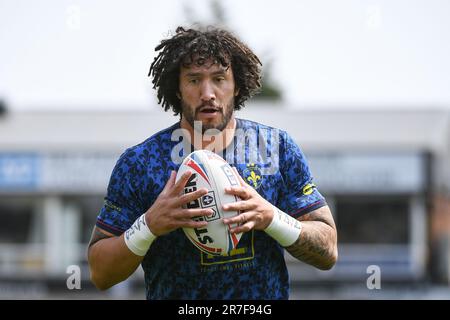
[181,99,234,134]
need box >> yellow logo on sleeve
[302,183,316,195]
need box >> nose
[200,80,216,103]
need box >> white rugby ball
[176,150,242,256]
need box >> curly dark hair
[148,26,262,115]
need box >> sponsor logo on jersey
[200,231,255,266]
[302,183,316,195]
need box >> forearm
[286,221,337,270]
[88,235,143,290]
[262,205,338,270]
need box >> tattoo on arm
[88,227,114,249]
[285,206,338,270]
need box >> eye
[215,77,225,83]
[187,77,200,85]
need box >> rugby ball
[176,150,242,256]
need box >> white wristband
[264,206,303,247]
[124,214,157,256]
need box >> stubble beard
[181,99,234,134]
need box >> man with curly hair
[88,26,338,299]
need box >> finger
[223,211,249,226]
[162,170,177,193]
[175,187,209,207]
[222,200,253,212]
[224,186,251,199]
[171,170,192,195]
[229,220,255,234]
[179,219,208,229]
[176,208,214,219]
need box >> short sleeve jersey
[96,118,326,299]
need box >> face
[179,60,238,133]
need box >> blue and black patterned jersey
[96,118,326,299]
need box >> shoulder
[107,123,180,198]
[236,118,290,140]
[237,117,297,144]
[236,117,282,132]
[236,117,302,160]
[117,122,180,167]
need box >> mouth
[198,106,221,114]
[197,106,222,119]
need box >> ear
[234,87,240,96]
[176,92,181,99]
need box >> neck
[180,116,236,152]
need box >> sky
[0,0,450,111]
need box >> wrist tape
[264,206,303,247]
[124,214,156,256]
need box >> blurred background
[1,0,450,299]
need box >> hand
[145,171,213,236]
[222,168,274,234]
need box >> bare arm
[285,205,338,270]
[87,171,213,290]
[87,227,143,290]
[222,169,338,271]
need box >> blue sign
[0,153,39,190]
